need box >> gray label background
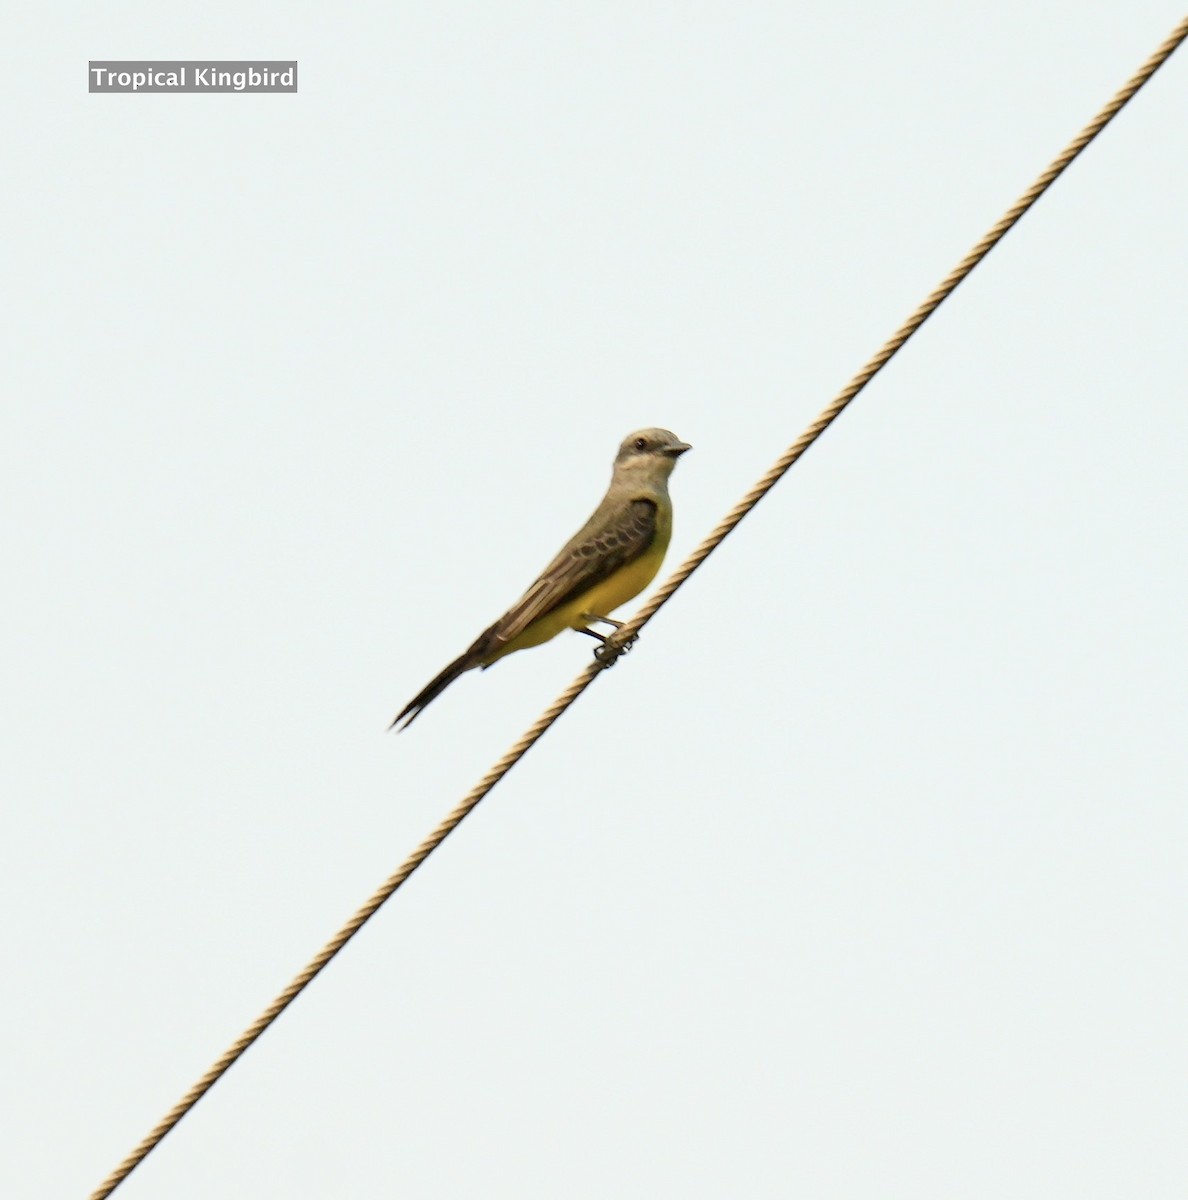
[89,61,297,93]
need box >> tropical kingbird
[391,427,691,730]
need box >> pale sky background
[3,3,1187,1197]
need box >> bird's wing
[480,496,658,653]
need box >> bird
[391,427,691,730]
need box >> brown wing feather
[391,497,656,730]
[478,497,658,655]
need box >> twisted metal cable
[618,14,1188,642]
[91,16,1188,1199]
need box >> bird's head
[613,428,692,480]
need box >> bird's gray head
[612,428,692,481]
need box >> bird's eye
[633,437,647,451]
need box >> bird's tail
[389,649,480,731]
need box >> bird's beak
[666,442,692,457]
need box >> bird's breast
[567,535,667,627]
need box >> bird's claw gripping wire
[578,614,643,672]
[578,613,638,667]
[593,630,637,667]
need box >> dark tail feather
[393,633,499,734]
[391,623,505,732]
[389,649,480,731]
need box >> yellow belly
[487,533,669,663]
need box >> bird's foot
[593,630,638,667]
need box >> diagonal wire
[90,15,1188,1199]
